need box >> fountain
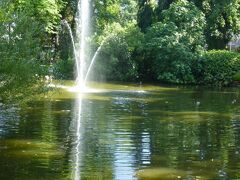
[62,1,100,179]
[61,0,92,179]
[62,0,92,90]
[61,1,112,179]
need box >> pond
[0,82,240,180]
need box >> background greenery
[0,0,240,100]
[201,50,240,86]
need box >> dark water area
[0,82,240,180]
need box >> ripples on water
[0,83,240,179]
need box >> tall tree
[145,0,206,83]
[0,0,66,100]
[192,0,240,49]
[137,0,156,32]
[156,0,174,19]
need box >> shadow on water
[0,82,240,179]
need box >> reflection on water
[73,94,83,180]
[0,82,240,179]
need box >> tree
[155,0,240,49]
[137,0,156,32]
[15,0,64,33]
[92,0,138,33]
[145,0,206,84]
[0,15,45,100]
[192,0,240,49]
[156,0,174,20]
[0,0,66,100]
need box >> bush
[201,50,240,86]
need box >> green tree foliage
[193,0,240,49]
[0,14,46,101]
[93,0,138,33]
[93,22,143,81]
[15,0,64,33]
[1,0,239,92]
[201,50,240,86]
[52,58,74,80]
[145,0,206,84]
[158,0,174,11]
[156,0,174,20]
[137,0,156,32]
[0,0,65,101]
[93,0,121,32]
[120,0,138,25]
[138,0,240,49]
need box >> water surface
[0,82,240,179]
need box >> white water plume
[62,20,78,66]
[75,0,90,88]
[84,43,104,83]
[62,0,104,90]
[73,94,83,180]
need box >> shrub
[201,50,240,86]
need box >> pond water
[0,82,240,180]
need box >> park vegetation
[0,0,240,100]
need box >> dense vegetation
[201,50,240,86]
[0,0,240,100]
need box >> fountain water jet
[75,0,90,89]
[84,42,104,84]
[62,20,77,66]
[62,1,105,91]
[71,0,90,179]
